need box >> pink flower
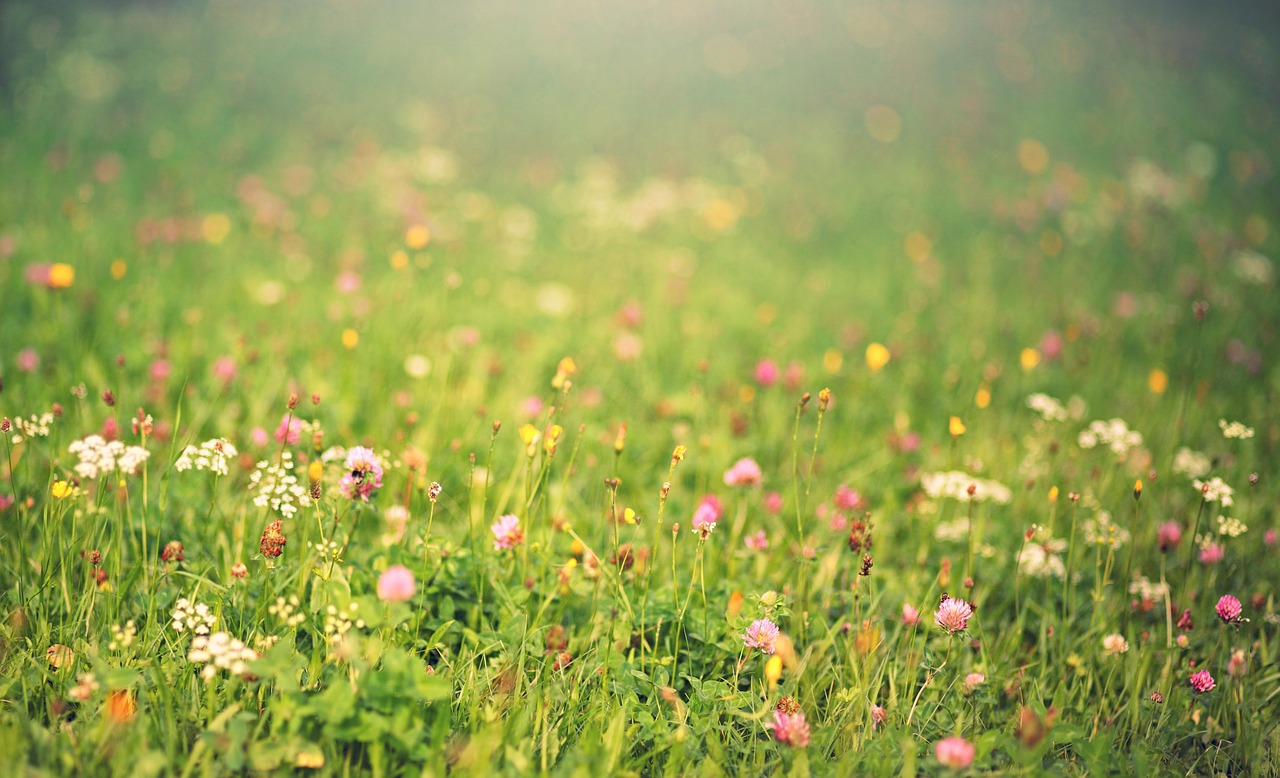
[870,704,887,730]
[16,348,39,373]
[828,512,849,532]
[1216,594,1242,624]
[339,446,384,501]
[1266,528,1278,547]
[274,414,301,445]
[723,457,763,487]
[784,361,805,390]
[1199,543,1225,565]
[251,427,269,447]
[1039,329,1063,360]
[377,565,416,602]
[964,673,986,690]
[934,596,974,634]
[763,491,784,514]
[742,618,780,654]
[754,359,779,388]
[212,356,237,384]
[335,270,361,293]
[834,484,864,511]
[1189,669,1215,694]
[0,494,13,512]
[1157,521,1182,553]
[491,514,524,550]
[1228,650,1247,677]
[150,359,171,383]
[691,495,723,532]
[520,395,544,419]
[934,736,975,769]
[901,604,921,626]
[745,530,769,551]
[767,710,810,748]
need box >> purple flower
[934,596,974,634]
[339,446,384,501]
[1189,669,1215,694]
[742,618,780,654]
[1215,594,1242,624]
[491,514,524,551]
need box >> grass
[0,0,1277,775]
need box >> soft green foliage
[0,1,1278,775]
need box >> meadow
[0,0,1278,774]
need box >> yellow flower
[865,342,890,372]
[765,655,783,688]
[48,263,75,288]
[949,416,966,437]
[341,329,359,349]
[1020,348,1040,371]
[518,423,540,446]
[1148,369,1168,394]
[405,224,430,249]
[51,481,73,499]
[974,385,991,409]
[307,460,324,483]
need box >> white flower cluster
[10,412,55,444]
[1077,419,1143,457]
[175,438,238,476]
[108,620,137,651]
[323,602,366,646]
[67,435,150,480]
[1018,541,1067,579]
[268,595,306,628]
[188,631,258,681]
[1217,515,1247,538]
[171,597,217,635]
[933,517,969,543]
[250,451,311,518]
[1172,447,1211,479]
[1193,477,1234,507]
[920,471,1013,505]
[1026,393,1068,422]
[1218,419,1254,440]
[1082,511,1130,549]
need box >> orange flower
[105,689,136,724]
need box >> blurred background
[0,0,1276,442]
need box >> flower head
[1157,521,1182,553]
[377,565,417,602]
[723,457,763,487]
[1189,669,1215,694]
[934,736,975,770]
[742,618,781,654]
[901,603,921,626]
[767,709,810,748]
[340,446,384,501]
[870,704,887,730]
[491,514,524,551]
[1102,633,1129,656]
[934,596,974,634]
[1216,594,1242,624]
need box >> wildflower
[754,359,779,387]
[723,457,763,487]
[870,704,887,730]
[377,566,417,602]
[250,453,311,517]
[691,495,722,535]
[1216,515,1247,537]
[104,690,136,724]
[964,672,986,690]
[948,416,965,437]
[491,514,524,550]
[742,618,780,654]
[339,446,384,501]
[46,644,74,669]
[1018,540,1067,579]
[834,484,864,511]
[67,434,150,480]
[175,438,238,476]
[1198,542,1224,565]
[1026,393,1068,422]
[171,597,217,635]
[1157,521,1182,552]
[1228,650,1247,677]
[1102,634,1129,656]
[776,696,801,714]
[50,481,74,499]
[259,520,287,558]
[934,736,975,769]
[1176,609,1194,632]
[920,472,1012,504]
[188,631,258,681]
[160,541,184,563]
[767,709,810,748]
[274,414,301,445]
[745,530,769,551]
[901,604,921,626]
[230,562,248,579]
[1218,419,1254,440]
[865,342,891,372]
[1188,669,1215,694]
[1149,691,1164,703]
[1193,477,1234,507]
[935,596,974,634]
[1267,529,1278,546]
[428,482,443,502]
[1216,594,1242,624]
[67,672,100,702]
[1172,448,1211,479]
[765,655,783,687]
[1077,418,1143,458]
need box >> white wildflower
[1218,419,1254,440]
[249,451,311,518]
[1217,515,1247,538]
[1082,510,1130,549]
[10,412,55,444]
[1193,477,1234,507]
[1101,634,1129,656]
[1078,419,1143,458]
[1172,447,1211,479]
[1026,393,1068,422]
[188,631,258,681]
[170,597,217,636]
[1018,541,1067,579]
[175,438,238,476]
[67,435,150,480]
[920,471,1013,505]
